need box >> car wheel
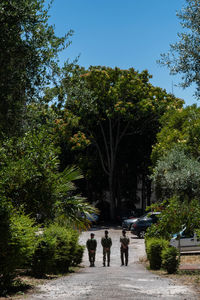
[138,230,146,238]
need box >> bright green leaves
[0,128,60,220]
[151,105,200,165]
[159,0,200,98]
[62,66,183,126]
[148,197,200,240]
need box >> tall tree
[159,0,200,98]
[151,104,200,165]
[151,147,200,201]
[51,66,183,219]
[0,0,72,136]
[151,104,200,202]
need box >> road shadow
[131,236,140,240]
[87,223,123,231]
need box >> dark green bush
[72,244,85,266]
[146,238,169,270]
[0,198,13,295]
[10,212,38,266]
[162,246,179,274]
[0,202,38,295]
[32,224,83,276]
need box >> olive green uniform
[101,236,112,266]
[120,235,130,266]
[86,238,97,266]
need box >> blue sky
[48,0,198,106]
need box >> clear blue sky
[48,0,198,106]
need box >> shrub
[32,224,83,276]
[146,238,169,270]
[0,198,13,295]
[162,246,179,274]
[145,223,171,240]
[10,212,38,266]
[72,244,85,266]
[0,203,38,295]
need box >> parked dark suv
[130,212,161,238]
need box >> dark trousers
[121,247,128,266]
[88,250,96,266]
[103,248,110,265]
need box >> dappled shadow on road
[87,223,122,232]
[130,236,140,240]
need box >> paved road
[27,227,199,300]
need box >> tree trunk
[141,174,146,212]
[109,171,116,220]
[146,178,152,207]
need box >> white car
[170,228,200,253]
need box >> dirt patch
[146,255,200,295]
[181,255,200,264]
[150,269,200,295]
[0,268,78,300]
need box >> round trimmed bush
[162,246,179,274]
[146,238,169,270]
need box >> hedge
[32,223,84,276]
[146,238,169,270]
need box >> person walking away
[86,233,97,267]
[120,229,130,266]
[101,230,112,267]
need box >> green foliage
[0,126,96,225]
[146,238,169,270]
[24,103,58,133]
[145,223,171,240]
[50,65,183,218]
[0,197,13,294]
[159,0,200,98]
[195,229,200,240]
[147,197,200,239]
[0,204,38,295]
[151,105,200,165]
[10,211,39,266]
[151,147,200,200]
[0,0,73,136]
[151,105,200,203]
[73,244,85,266]
[32,224,84,276]
[53,166,98,228]
[162,247,179,274]
[0,129,60,221]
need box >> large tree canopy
[150,104,200,203]
[159,0,200,98]
[0,0,72,136]
[0,105,96,226]
[151,104,200,165]
[50,65,183,219]
[151,147,200,201]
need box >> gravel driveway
[27,227,199,300]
